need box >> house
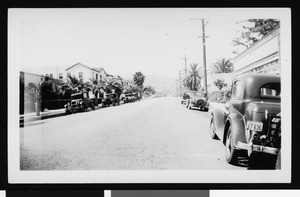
[65,62,108,83]
[21,66,69,80]
[232,27,280,76]
[21,62,109,83]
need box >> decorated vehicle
[181,92,191,104]
[186,91,209,111]
[65,91,95,113]
[210,74,281,169]
[102,93,120,107]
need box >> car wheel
[90,102,95,110]
[80,104,87,112]
[225,126,238,165]
[275,151,281,169]
[210,119,218,139]
[189,105,191,110]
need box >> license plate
[246,121,263,132]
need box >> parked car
[181,92,191,104]
[210,74,281,169]
[186,91,209,111]
[102,93,120,107]
[65,91,95,113]
[123,92,140,103]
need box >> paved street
[20,97,244,170]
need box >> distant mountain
[144,74,177,94]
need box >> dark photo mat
[1,0,299,191]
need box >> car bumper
[237,141,279,156]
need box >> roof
[234,73,280,99]
[232,27,280,62]
[65,62,104,73]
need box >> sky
[9,8,283,79]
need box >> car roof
[235,73,280,84]
[234,74,280,99]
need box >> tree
[67,75,84,93]
[213,78,225,91]
[211,58,234,74]
[184,63,202,91]
[143,86,155,96]
[104,75,124,97]
[133,72,145,88]
[232,19,280,52]
[123,80,139,94]
[133,72,145,98]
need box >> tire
[275,151,281,169]
[80,103,87,112]
[90,102,95,110]
[210,119,218,139]
[249,152,277,169]
[189,105,191,110]
[225,126,238,165]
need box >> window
[79,72,83,78]
[59,73,63,79]
[96,73,98,80]
[260,83,280,98]
[231,80,242,99]
[100,75,102,80]
[67,72,71,78]
[50,73,53,78]
[224,83,227,87]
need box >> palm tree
[104,75,124,98]
[123,80,139,94]
[211,58,234,73]
[133,72,145,98]
[67,75,84,92]
[184,63,202,91]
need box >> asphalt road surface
[20,97,244,170]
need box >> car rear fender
[223,113,247,148]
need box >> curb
[20,110,67,127]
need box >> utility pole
[179,70,182,96]
[201,19,208,96]
[180,48,190,89]
[191,18,209,97]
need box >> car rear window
[260,83,280,98]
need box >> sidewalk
[20,108,66,126]
[208,101,226,111]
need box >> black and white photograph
[8,8,291,183]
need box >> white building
[65,62,108,83]
[232,27,280,76]
[21,66,69,80]
[21,62,108,83]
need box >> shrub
[208,90,231,103]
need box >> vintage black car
[123,92,140,103]
[186,91,209,111]
[65,92,95,113]
[102,93,120,107]
[210,74,281,169]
